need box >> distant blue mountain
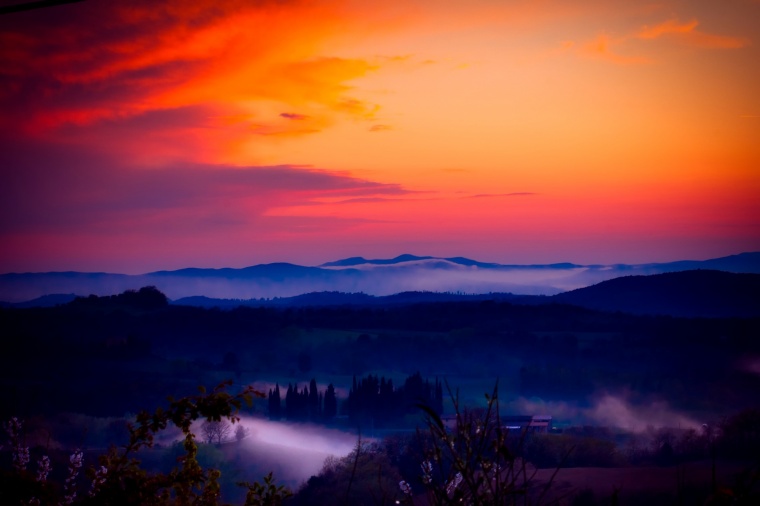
[322,254,511,269]
[442,257,501,268]
[2,252,759,305]
[321,254,435,267]
[320,256,370,267]
[646,251,760,273]
[151,262,342,280]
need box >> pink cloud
[572,16,748,66]
[0,141,407,238]
[580,34,651,65]
[637,19,749,49]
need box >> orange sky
[0,0,758,273]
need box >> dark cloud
[0,0,365,138]
[331,196,437,205]
[280,112,309,120]
[0,0,199,131]
[333,197,405,205]
[369,124,392,132]
[466,192,536,198]
[0,142,407,235]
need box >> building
[501,415,552,433]
[439,414,553,433]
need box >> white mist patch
[586,395,700,432]
[230,416,359,484]
[508,394,701,432]
[507,397,583,423]
[374,267,576,295]
[144,264,601,299]
[241,417,357,453]
[739,356,760,375]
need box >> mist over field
[508,394,701,433]
[203,416,360,486]
[177,397,704,489]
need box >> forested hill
[171,291,538,309]
[170,270,760,318]
[2,283,760,420]
[554,269,760,318]
[4,269,760,318]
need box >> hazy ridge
[167,270,760,318]
[1,252,759,306]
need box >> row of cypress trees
[267,379,337,421]
[267,373,443,426]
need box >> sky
[1,0,758,274]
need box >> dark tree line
[345,372,443,427]
[266,373,443,426]
[267,379,337,422]
[68,285,169,310]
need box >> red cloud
[0,0,379,150]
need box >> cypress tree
[309,378,319,420]
[324,383,337,419]
[285,383,294,419]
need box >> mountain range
[1,252,759,307]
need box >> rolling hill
[554,269,760,318]
[1,252,758,305]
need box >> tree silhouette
[268,384,282,420]
[201,420,232,445]
[0,381,294,505]
[323,384,337,420]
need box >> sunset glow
[1,0,758,273]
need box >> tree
[308,378,320,420]
[402,381,569,506]
[268,384,282,420]
[235,424,248,442]
[239,472,292,506]
[292,438,403,505]
[323,384,337,420]
[201,420,233,445]
[1,381,292,505]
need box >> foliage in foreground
[400,382,569,506]
[291,381,570,506]
[1,380,291,505]
[4,379,759,506]
[292,438,403,506]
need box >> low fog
[169,393,709,492]
[507,393,701,432]
[191,416,360,486]
[180,392,704,487]
[0,260,687,302]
